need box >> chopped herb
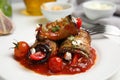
[51,25,60,32]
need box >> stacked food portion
[13,15,96,75]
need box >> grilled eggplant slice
[28,39,58,64]
[36,15,78,41]
[59,29,91,59]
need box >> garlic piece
[0,10,14,35]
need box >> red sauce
[15,48,96,76]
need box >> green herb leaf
[51,25,60,32]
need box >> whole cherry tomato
[48,57,63,73]
[76,18,82,29]
[13,41,30,59]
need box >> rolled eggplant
[58,29,91,60]
[28,39,58,64]
[36,15,78,41]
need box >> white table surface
[0,2,120,80]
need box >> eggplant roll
[36,15,78,41]
[28,39,58,64]
[59,29,91,59]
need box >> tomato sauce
[15,48,96,76]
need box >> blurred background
[9,0,120,15]
[11,0,22,3]
[9,0,120,3]
[1,0,119,28]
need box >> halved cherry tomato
[29,51,46,61]
[48,57,63,72]
[14,41,30,59]
[76,18,82,29]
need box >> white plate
[0,39,120,80]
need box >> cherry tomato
[29,51,46,61]
[14,41,30,59]
[48,57,63,73]
[76,18,82,29]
